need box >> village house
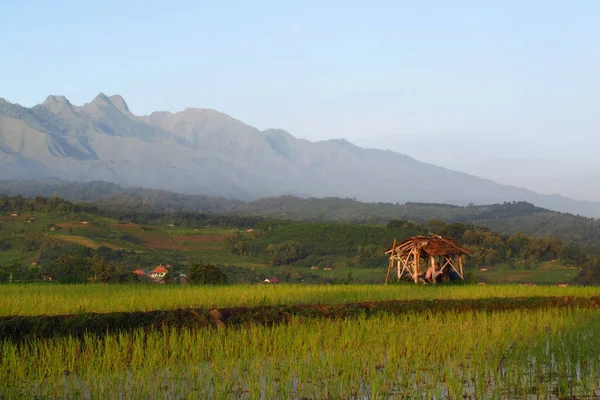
[263,277,280,284]
[132,269,145,277]
[149,265,168,279]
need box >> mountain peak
[41,95,75,114]
[0,97,7,105]
[91,92,111,106]
[43,95,71,106]
[108,95,130,114]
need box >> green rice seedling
[3,283,600,317]
[3,307,600,398]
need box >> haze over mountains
[1,93,599,218]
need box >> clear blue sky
[1,1,599,200]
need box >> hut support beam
[385,257,393,285]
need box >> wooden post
[385,238,396,285]
[459,255,464,279]
[385,256,393,285]
[414,250,420,283]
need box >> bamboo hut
[385,235,470,284]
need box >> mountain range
[1,93,599,217]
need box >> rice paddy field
[2,283,600,317]
[3,308,600,398]
[3,284,600,398]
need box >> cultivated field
[2,283,599,317]
[2,307,599,398]
[2,284,600,397]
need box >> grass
[1,283,599,317]
[2,307,600,398]
[474,261,575,284]
[52,234,126,250]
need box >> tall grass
[2,283,600,316]
[2,308,599,398]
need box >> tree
[188,263,228,285]
[88,254,116,283]
[49,255,90,283]
[427,219,447,234]
[270,241,302,266]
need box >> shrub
[188,263,228,285]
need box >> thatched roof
[386,235,470,257]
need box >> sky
[1,1,599,200]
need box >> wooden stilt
[385,257,393,285]
[384,238,396,285]
[414,250,420,283]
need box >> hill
[1,179,600,252]
[1,94,600,217]
[1,194,597,285]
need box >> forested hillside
[2,180,600,252]
[1,195,598,285]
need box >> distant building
[264,277,280,284]
[41,273,52,281]
[149,265,168,279]
[132,269,145,277]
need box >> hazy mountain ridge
[1,93,599,217]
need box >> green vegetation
[3,190,600,398]
[4,284,600,317]
[3,180,600,252]
[2,195,599,285]
[188,263,228,285]
[3,308,600,398]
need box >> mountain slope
[0,94,599,217]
